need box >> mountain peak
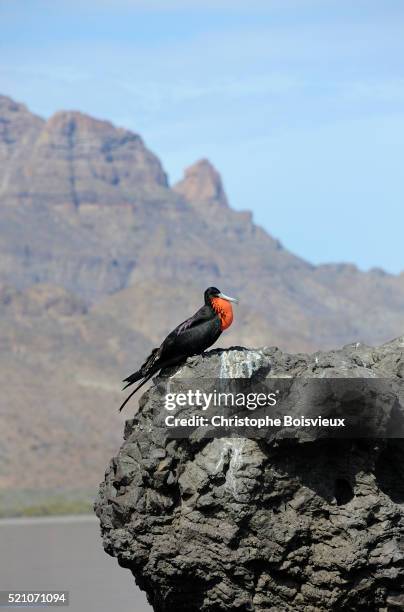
[0,94,23,111]
[0,98,169,206]
[174,158,228,207]
[0,94,44,188]
[46,109,134,136]
[0,94,33,115]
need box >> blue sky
[1,0,403,272]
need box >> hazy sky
[1,0,403,272]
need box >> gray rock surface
[96,338,404,611]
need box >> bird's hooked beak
[217,292,239,304]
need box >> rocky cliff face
[0,95,44,164]
[96,339,404,612]
[0,105,168,207]
[173,159,229,208]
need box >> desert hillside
[1,93,404,505]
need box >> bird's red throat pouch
[211,297,234,330]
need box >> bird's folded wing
[173,306,210,336]
[140,347,162,372]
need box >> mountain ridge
[1,93,404,501]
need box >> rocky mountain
[0,95,168,208]
[96,341,404,611]
[173,158,229,207]
[1,93,404,508]
[1,94,404,348]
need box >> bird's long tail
[122,370,143,390]
[119,348,161,412]
[119,354,186,412]
[119,370,156,412]
[122,348,161,389]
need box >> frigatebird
[119,287,238,411]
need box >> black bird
[119,287,238,411]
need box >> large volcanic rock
[96,338,404,612]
